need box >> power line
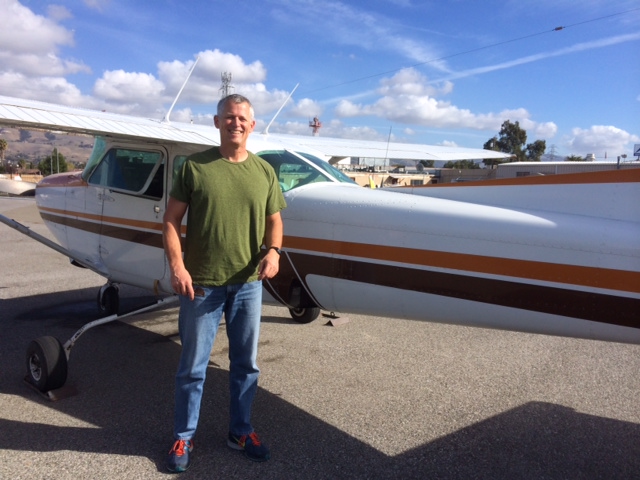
[301,7,640,95]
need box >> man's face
[214,101,256,148]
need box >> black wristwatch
[268,246,282,256]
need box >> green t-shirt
[170,147,286,286]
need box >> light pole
[617,154,627,169]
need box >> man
[163,94,286,473]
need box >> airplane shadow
[1,288,640,479]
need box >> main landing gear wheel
[289,307,321,324]
[97,284,119,315]
[25,336,68,392]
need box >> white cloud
[377,68,453,97]
[151,50,294,117]
[159,49,268,99]
[288,98,324,118]
[0,0,90,94]
[331,68,557,136]
[94,70,166,103]
[565,125,640,157]
[0,71,98,108]
[0,1,73,55]
[0,51,89,77]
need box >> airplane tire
[289,307,320,324]
[26,336,68,392]
[97,285,119,315]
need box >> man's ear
[213,115,220,129]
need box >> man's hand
[170,265,195,300]
[258,249,280,280]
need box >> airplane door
[86,145,167,290]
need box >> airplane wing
[0,95,510,163]
[262,132,512,163]
[0,95,217,145]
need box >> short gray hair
[217,94,254,119]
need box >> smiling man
[163,94,287,473]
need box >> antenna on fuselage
[262,83,299,135]
[162,56,200,124]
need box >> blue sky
[2,0,639,159]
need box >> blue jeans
[173,280,262,440]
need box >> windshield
[257,150,355,192]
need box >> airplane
[0,176,36,196]
[0,94,638,398]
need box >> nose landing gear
[25,336,68,394]
[24,292,179,398]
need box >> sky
[1,0,639,160]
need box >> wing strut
[0,213,103,276]
[162,56,200,124]
[262,84,299,135]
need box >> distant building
[495,161,640,179]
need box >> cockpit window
[87,147,163,198]
[258,150,355,192]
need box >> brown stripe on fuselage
[284,250,640,329]
[39,210,164,249]
[284,252,640,328]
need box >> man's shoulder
[249,151,275,173]
[187,146,221,164]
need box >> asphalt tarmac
[1,196,639,480]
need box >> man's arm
[163,196,194,300]
[258,211,283,280]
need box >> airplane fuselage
[34,136,640,344]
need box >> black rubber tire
[97,285,119,315]
[289,307,321,324]
[26,336,68,392]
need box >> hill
[0,128,94,169]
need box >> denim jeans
[173,280,262,440]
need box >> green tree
[443,159,480,169]
[566,155,583,162]
[525,139,546,161]
[39,148,69,176]
[483,120,546,164]
[417,160,435,169]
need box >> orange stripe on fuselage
[285,236,640,295]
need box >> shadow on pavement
[2,288,639,479]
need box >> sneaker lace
[247,432,262,446]
[169,439,191,456]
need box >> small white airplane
[0,94,638,397]
[0,176,36,196]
